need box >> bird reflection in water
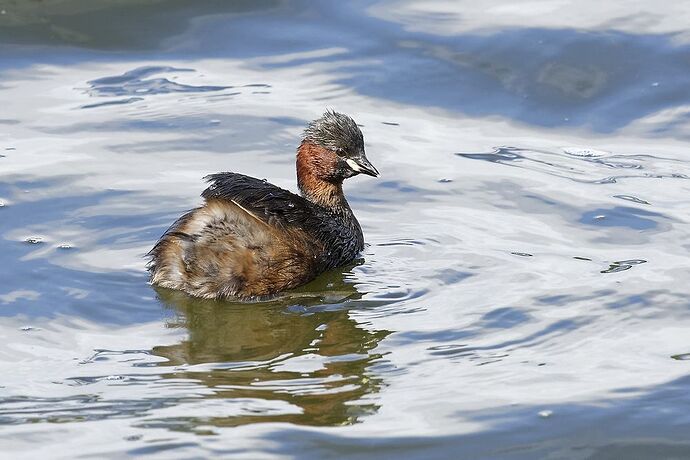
[151,265,390,428]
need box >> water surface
[2,1,690,458]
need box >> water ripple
[600,259,648,274]
[85,66,231,99]
[457,146,690,184]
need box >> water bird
[147,110,379,299]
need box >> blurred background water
[1,1,690,458]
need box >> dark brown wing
[201,172,328,230]
[201,172,364,270]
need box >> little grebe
[147,110,379,299]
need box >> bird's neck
[296,141,350,212]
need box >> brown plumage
[147,110,379,300]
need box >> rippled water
[2,1,690,458]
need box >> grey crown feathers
[302,110,365,156]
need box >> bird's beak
[346,155,380,177]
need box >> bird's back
[148,173,362,299]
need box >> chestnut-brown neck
[296,141,349,211]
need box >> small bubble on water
[593,215,606,220]
[58,243,73,250]
[20,326,38,332]
[124,435,142,442]
[104,375,125,381]
[511,252,533,257]
[538,410,553,418]
[0,202,5,207]
[651,82,660,87]
[25,237,43,244]
[209,119,221,125]
[438,178,453,183]
[563,147,608,157]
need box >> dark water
[2,1,690,458]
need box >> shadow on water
[0,177,161,323]
[5,2,690,134]
[148,268,391,429]
[340,27,690,132]
[252,374,690,460]
[0,0,279,50]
